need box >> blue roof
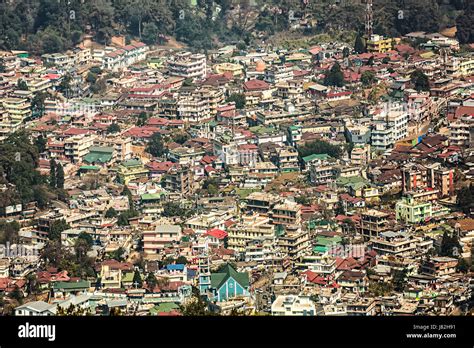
[187,269,197,278]
[166,264,185,271]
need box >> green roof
[122,272,134,283]
[121,159,142,167]
[83,147,114,164]
[53,280,90,290]
[211,264,249,290]
[249,125,278,136]
[302,153,331,163]
[315,235,342,246]
[79,165,100,171]
[337,176,368,188]
[150,302,180,314]
[141,193,165,201]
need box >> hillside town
[1,23,474,317]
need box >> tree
[49,159,57,188]
[456,3,474,44]
[105,207,118,218]
[146,132,166,157]
[0,220,20,244]
[34,135,47,153]
[440,231,461,257]
[49,219,70,240]
[410,69,430,91]
[117,210,138,226]
[56,162,64,189]
[179,294,215,316]
[323,62,345,87]
[162,202,191,218]
[32,92,49,117]
[26,273,40,295]
[171,131,190,145]
[86,72,97,84]
[132,270,143,288]
[142,22,159,45]
[456,258,469,273]
[176,256,188,265]
[361,71,376,86]
[77,231,93,248]
[342,47,350,58]
[392,268,408,292]
[58,73,72,97]
[17,79,28,91]
[106,123,121,134]
[136,112,149,126]
[457,184,474,214]
[298,140,342,159]
[145,272,158,289]
[226,93,246,109]
[108,247,126,262]
[354,33,366,54]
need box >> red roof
[205,228,228,240]
[243,79,270,91]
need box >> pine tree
[354,33,366,54]
[132,270,143,288]
[56,162,64,189]
[49,159,56,188]
[324,62,345,87]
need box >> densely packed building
[1,30,473,317]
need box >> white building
[168,52,207,80]
[271,295,316,316]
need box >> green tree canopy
[146,132,166,157]
[323,62,345,87]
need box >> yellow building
[116,159,149,185]
[2,97,31,125]
[214,62,243,76]
[366,35,394,53]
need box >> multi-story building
[271,201,302,229]
[168,52,207,80]
[295,255,337,276]
[449,115,474,148]
[143,225,182,256]
[116,159,149,185]
[346,124,371,144]
[64,133,96,163]
[264,64,293,84]
[163,166,193,195]
[395,196,432,224]
[274,146,299,172]
[366,34,393,53]
[420,257,458,277]
[371,105,408,150]
[1,97,31,127]
[369,231,421,257]
[359,209,390,239]
[277,230,310,261]
[227,214,275,252]
[351,144,371,166]
[401,163,454,197]
[245,192,281,216]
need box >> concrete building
[271,295,316,316]
[168,52,207,79]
